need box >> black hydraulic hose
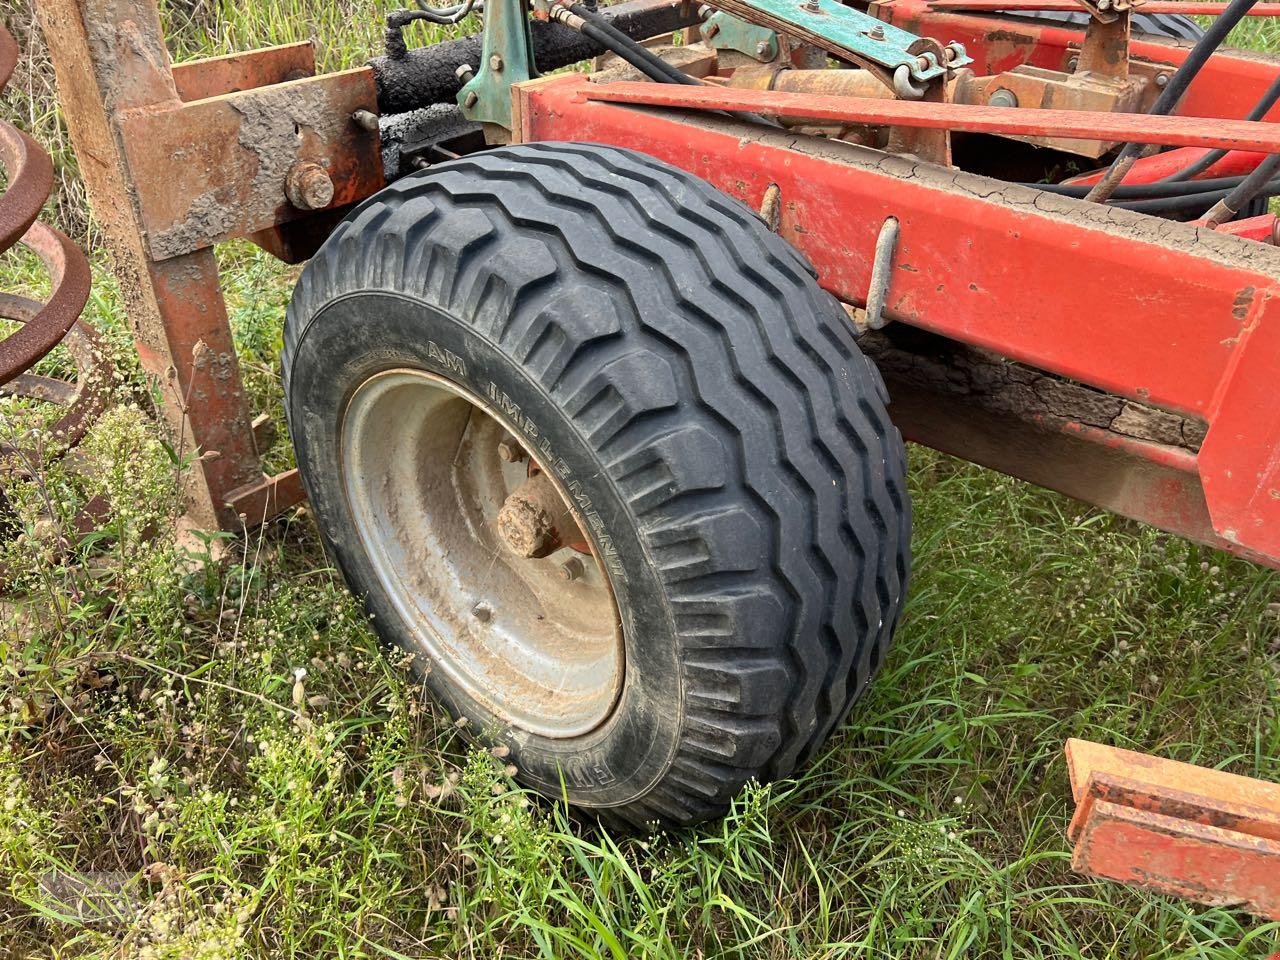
[1035,172,1255,199]
[1111,176,1280,212]
[1085,0,1261,202]
[1159,73,1280,183]
[560,3,780,126]
[1202,152,1280,225]
[569,2,696,85]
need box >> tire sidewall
[287,290,683,809]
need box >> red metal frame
[513,12,1280,565]
[1067,740,1280,920]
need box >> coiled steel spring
[1,23,110,462]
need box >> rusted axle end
[1065,738,1280,920]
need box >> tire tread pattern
[284,142,910,827]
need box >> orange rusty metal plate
[171,42,316,102]
[1066,739,1280,919]
[118,68,382,262]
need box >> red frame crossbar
[516,33,1280,564]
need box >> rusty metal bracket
[1066,739,1280,920]
[117,67,382,262]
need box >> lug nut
[472,602,492,623]
[497,436,525,462]
[559,557,585,581]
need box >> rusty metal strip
[1066,739,1280,920]
[117,68,382,262]
[171,42,316,102]
[582,82,1280,152]
[929,0,1280,13]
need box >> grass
[2,0,1280,957]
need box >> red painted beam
[582,83,1280,152]
[929,0,1280,14]
[519,75,1280,561]
[1067,740,1280,920]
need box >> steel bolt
[755,40,771,56]
[803,0,820,11]
[867,24,885,40]
[472,602,492,623]
[490,53,505,72]
[697,3,712,18]
[352,108,380,133]
[464,90,479,108]
[559,557,585,581]
[1066,55,1079,72]
[704,19,720,37]
[284,161,335,211]
[497,436,525,462]
[988,88,1018,109]
[455,63,475,82]
[1155,73,1170,88]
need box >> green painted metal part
[716,0,971,81]
[457,0,536,128]
[700,11,780,62]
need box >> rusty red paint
[118,67,382,262]
[582,82,1280,152]
[171,42,316,102]
[1066,740,1280,920]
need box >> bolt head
[988,88,1018,109]
[755,40,770,56]
[284,161,334,211]
[559,557,584,581]
[868,25,885,40]
[472,603,492,623]
[463,90,479,109]
[497,438,525,462]
[489,53,504,71]
[1066,55,1079,72]
[455,63,475,81]
[1155,73,1170,87]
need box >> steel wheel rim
[340,368,624,738]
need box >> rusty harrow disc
[0,23,110,461]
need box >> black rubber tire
[283,142,910,828]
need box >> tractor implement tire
[284,142,910,828]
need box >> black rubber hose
[565,3,779,126]
[1202,152,1280,224]
[573,16,696,85]
[371,0,702,113]
[1036,172,1255,199]
[1112,179,1280,213]
[570,2,696,85]
[1160,73,1280,183]
[1085,0,1261,202]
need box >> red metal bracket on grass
[1066,739,1280,920]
